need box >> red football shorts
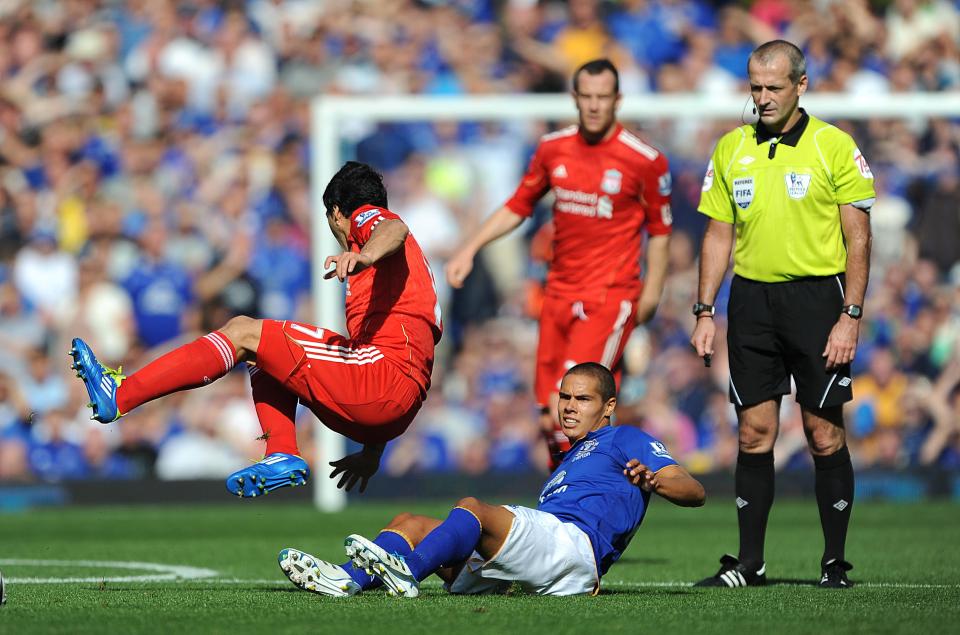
[534,293,637,407]
[255,320,423,444]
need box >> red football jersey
[505,123,673,301]
[345,204,443,394]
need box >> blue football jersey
[536,425,678,575]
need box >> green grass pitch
[1,499,958,634]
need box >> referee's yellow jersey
[698,110,876,282]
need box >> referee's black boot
[694,554,767,587]
[819,558,854,588]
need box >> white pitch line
[0,559,216,584]
[144,580,960,590]
[602,581,960,590]
[1,560,957,590]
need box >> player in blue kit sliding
[278,362,705,597]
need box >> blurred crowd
[0,0,958,484]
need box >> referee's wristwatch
[842,304,863,319]
[692,302,715,318]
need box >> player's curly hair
[565,362,617,403]
[323,161,388,217]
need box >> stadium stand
[0,0,957,486]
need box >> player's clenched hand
[823,315,859,370]
[623,459,658,492]
[690,317,716,363]
[328,447,382,493]
[324,252,374,281]
[445,250,474,289]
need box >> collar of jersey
[571,423,613,449]
[755,108,809,146]
[576,122,623,147]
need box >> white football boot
[278,548,360,597]
[344,534,419,598]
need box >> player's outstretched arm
[445,206,524,288]
[325,219,409,281]
[624,460,705,507]
[636,234,670,324]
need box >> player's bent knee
[454,497,483,513]
[219,315,262,361]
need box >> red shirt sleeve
[641,154,673,236]
[504,143,551,218]
[350,206,399,247]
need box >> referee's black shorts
[726,274,852,410]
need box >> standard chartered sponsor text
[554,187,611,218]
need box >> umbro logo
[833,499,849,511]
[838,377,851,387]
[738,156,755,165]
[552,164,568,179]
[736,497,749,509]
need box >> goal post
[309,91,960,510]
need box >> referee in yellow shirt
[691,40,874,589]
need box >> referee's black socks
[735,450,775,571]
[814,446,854,567]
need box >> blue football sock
[343,530,412,590]
[405,507,482,581]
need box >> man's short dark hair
[565,362,617,403]
[322,161,388,217]
[572,58,620,94]
[749,40,807,85]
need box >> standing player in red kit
[70,162,443,497]
[446,59,672,469]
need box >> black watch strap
[693,302,715,317]
[842,304,863,319]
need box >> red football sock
[116,332,237,414]
[248,365,300,456]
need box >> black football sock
[736,450,775,571]
[814,446,854,567]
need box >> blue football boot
[69,338,125,423]
[226,453,310,498]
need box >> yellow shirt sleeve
[822,128,877,206]
[697,134,737,224]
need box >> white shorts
[447,505,599,596]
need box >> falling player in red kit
[71,161,443,497]
[446,59,672,469]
